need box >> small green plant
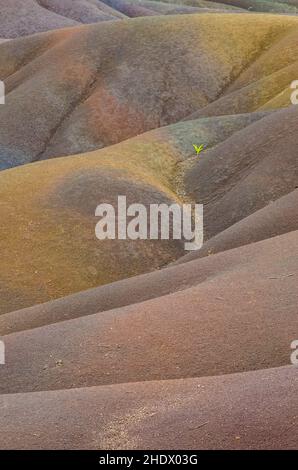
[193,144,204,155]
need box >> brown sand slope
[208,0,298,13]
[176,189,298,263]
[0,366,296,449]
[185,105,298,239]
[0,110,273,315]
[0,104,296,315]
[0,0,125,39]
[0,6,297,451]
[38,0,126,22]
[100,0,240,15]
[0,230,297,393]
[0,0,243,42]
[96,0,158,16]
[123,0,230,14]
[0,156,184,316]
[184,24,298,119]
[1,13,298,169]
[1,187,296,335]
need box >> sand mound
[0,13,298,169]
[0,7,297,451]
[0,0,125,39]
[0,366,296,449]
[0,0,249,40]
[0,230,297,393]
[208,0,298,13]
[176,189,298,263]
[0,107,289,315]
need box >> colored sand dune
[0,1,297,450]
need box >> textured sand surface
[1,14,298,170]
[0,0,125,39]
[0,230,298,394]
[0,3,297,450]
[0,366,297,449]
